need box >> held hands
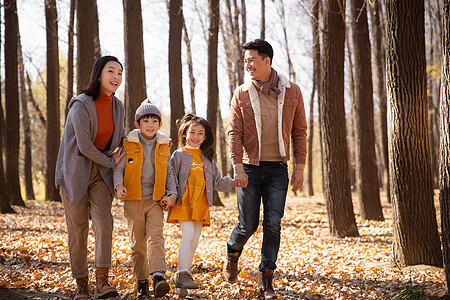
[291,169,304,192]
[115,184,127,200]
[234,171,248,188]
[112,147,125,165]
[160,194,176,210]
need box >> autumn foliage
[0,197,446,299]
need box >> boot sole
[154,280,170,298]
[94,290,118,299]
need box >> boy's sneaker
[137,279,151,299]
[152,275,170,298]
[172,271,199,289]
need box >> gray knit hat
[135,99,162,122]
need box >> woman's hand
[112,147,125,165]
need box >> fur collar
[127,129,170,144]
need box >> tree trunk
[260,0,265,39]
[65,0,75,120]
[207,0,219,134]
[93,0,101,60]
[440,0,450,290]
[350,0,383,220]
[307,0,320,197]
[45,0,61,202]
[217,104,229,198]
[222,0,238,98]
[123,0,147,132]
[279,0,296,83]
[169,0,185,148]
[320,0,358,237]
[385,0,442,267]
[0,4,15,213]
[183,16,196,114]
[346,34,357,191]
[18,32,35,200]
[207,0,223,206]
[76,0,96,93]
[27,73,47,127]
[232,0,244,85]
[4,0,24,207]
[369,0,390,203]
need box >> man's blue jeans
[227,162,289,272]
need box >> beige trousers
[123,199,166,280]
[60,163,114,278]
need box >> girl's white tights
[178,220,203,272]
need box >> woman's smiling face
[99,61,123,96]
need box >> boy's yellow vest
[121,130,170,201]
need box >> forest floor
[0,194,448,299]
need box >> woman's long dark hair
[81,56,123,100]
[177,114,216,161]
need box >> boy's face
[134,116,162,140]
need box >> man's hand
[291,169,304,192]
[115,184,127,200]
[160,194,177,210]
[234,172,248,188]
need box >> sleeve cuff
[233,163,245,174]
[295,164,305,171]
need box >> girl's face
[185,123,206,148]
[134,116,161,140]
[99,61,123,96]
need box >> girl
[56,56,125,299]
[167,114,235,289]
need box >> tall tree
[76,0,96,93]
[279,0,296,82]
[183,16,196,114]
[207,0,224,206]
[65,0,75,119]
[18,32,35,200]
[260,0,265,39]
[385,0,442,267]
[350,0,383,220]
[4,0,25,206]
[45,0,61,202]
[124,0,147,132]
[307,0,320,196]
[207,0,219,134]
[320,0,358,237]
[439,0,450,290]
[369,0,389,203]
[93,0,101,60]
[169,0,185,148]
[0,4,15,214]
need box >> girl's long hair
[177,114,216,161]
[81,55,123,100]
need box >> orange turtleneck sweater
[93,89,115,151]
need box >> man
[224,39,307,299]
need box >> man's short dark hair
[242,39,274,65]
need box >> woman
[55,56,125,299]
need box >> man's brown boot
[95,267,118,299]
[223,252,240,282]
[258,269,277,299]
[74,277,90,300]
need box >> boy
[114,99,177,299]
